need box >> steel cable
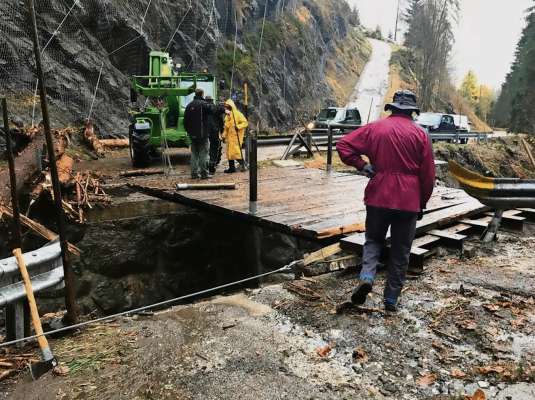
[165,1,193,52]
[186,0,217,71]
[0,261,297,349]
[31,0,81,127]
[86,61,104,122]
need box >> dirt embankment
[433,135,535,186]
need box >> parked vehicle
[416,112,473,144]
[416,112,456,132]
[307,107,362,131]
[448,114,471,132]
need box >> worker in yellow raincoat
[221,99,248,173]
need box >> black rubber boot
[224,160,236,173]
[384,303,398,313]
[208,164,216,174]
[351,281,373,305]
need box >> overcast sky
[347,0,532,89]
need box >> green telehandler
[128,50,219,167]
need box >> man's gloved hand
[418,210,424,221]
[362,163,376,178]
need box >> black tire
[130,126,151,167]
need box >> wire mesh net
[0,0,219,134]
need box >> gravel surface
[2,226,534,399]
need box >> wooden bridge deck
[125,164,488,241]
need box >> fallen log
[521,139,535,169]
[57,154,74,185]
[176,183,236,190]
[0,205,81,256]
[100,138,129,148]
[119,168,164,178]
[83,121,104,157]
[54,130,68,159]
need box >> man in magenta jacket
[336,90,435,312]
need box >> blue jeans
[360,206,417,305]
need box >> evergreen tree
[492,3,535,133]
[402,0,459,110]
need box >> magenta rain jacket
[336,114,436,213]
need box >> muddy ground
[1,223,534,399]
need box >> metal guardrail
[263,123,491,170]
[258,127,489,147]
[1,241,64,342]
[428,131,489,143]
[449,160,535,208]
[257,123,361,147]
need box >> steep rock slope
[0,0,371,133]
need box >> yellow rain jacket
[222,99,248,160]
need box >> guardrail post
[327,124,333,173]
[249,128,258,215]
[26,0,78,324]
[2,98,28,343]
[306,131,312,157]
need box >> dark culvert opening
[1,187,322,317]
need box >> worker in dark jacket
[336,90,435,312]
[184,88,211,179]
[205,96,225,174]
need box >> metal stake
[2,99,22,249]
[249,125,258,214]
[326,124,333,173]
[26,0,78,324]
[482,209,503,243]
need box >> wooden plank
[340,231,431,271]
[413,235,441,248]
[460,218,489,232]
[485,212,525,231]
[428,229,466,249]
[416,200,488,234]
[340,232,366,252]
[518,208,535,221]
[304,243,342,266]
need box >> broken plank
[304,243,343,266]
[316,222,366,239]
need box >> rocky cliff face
[0,0,370,133]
